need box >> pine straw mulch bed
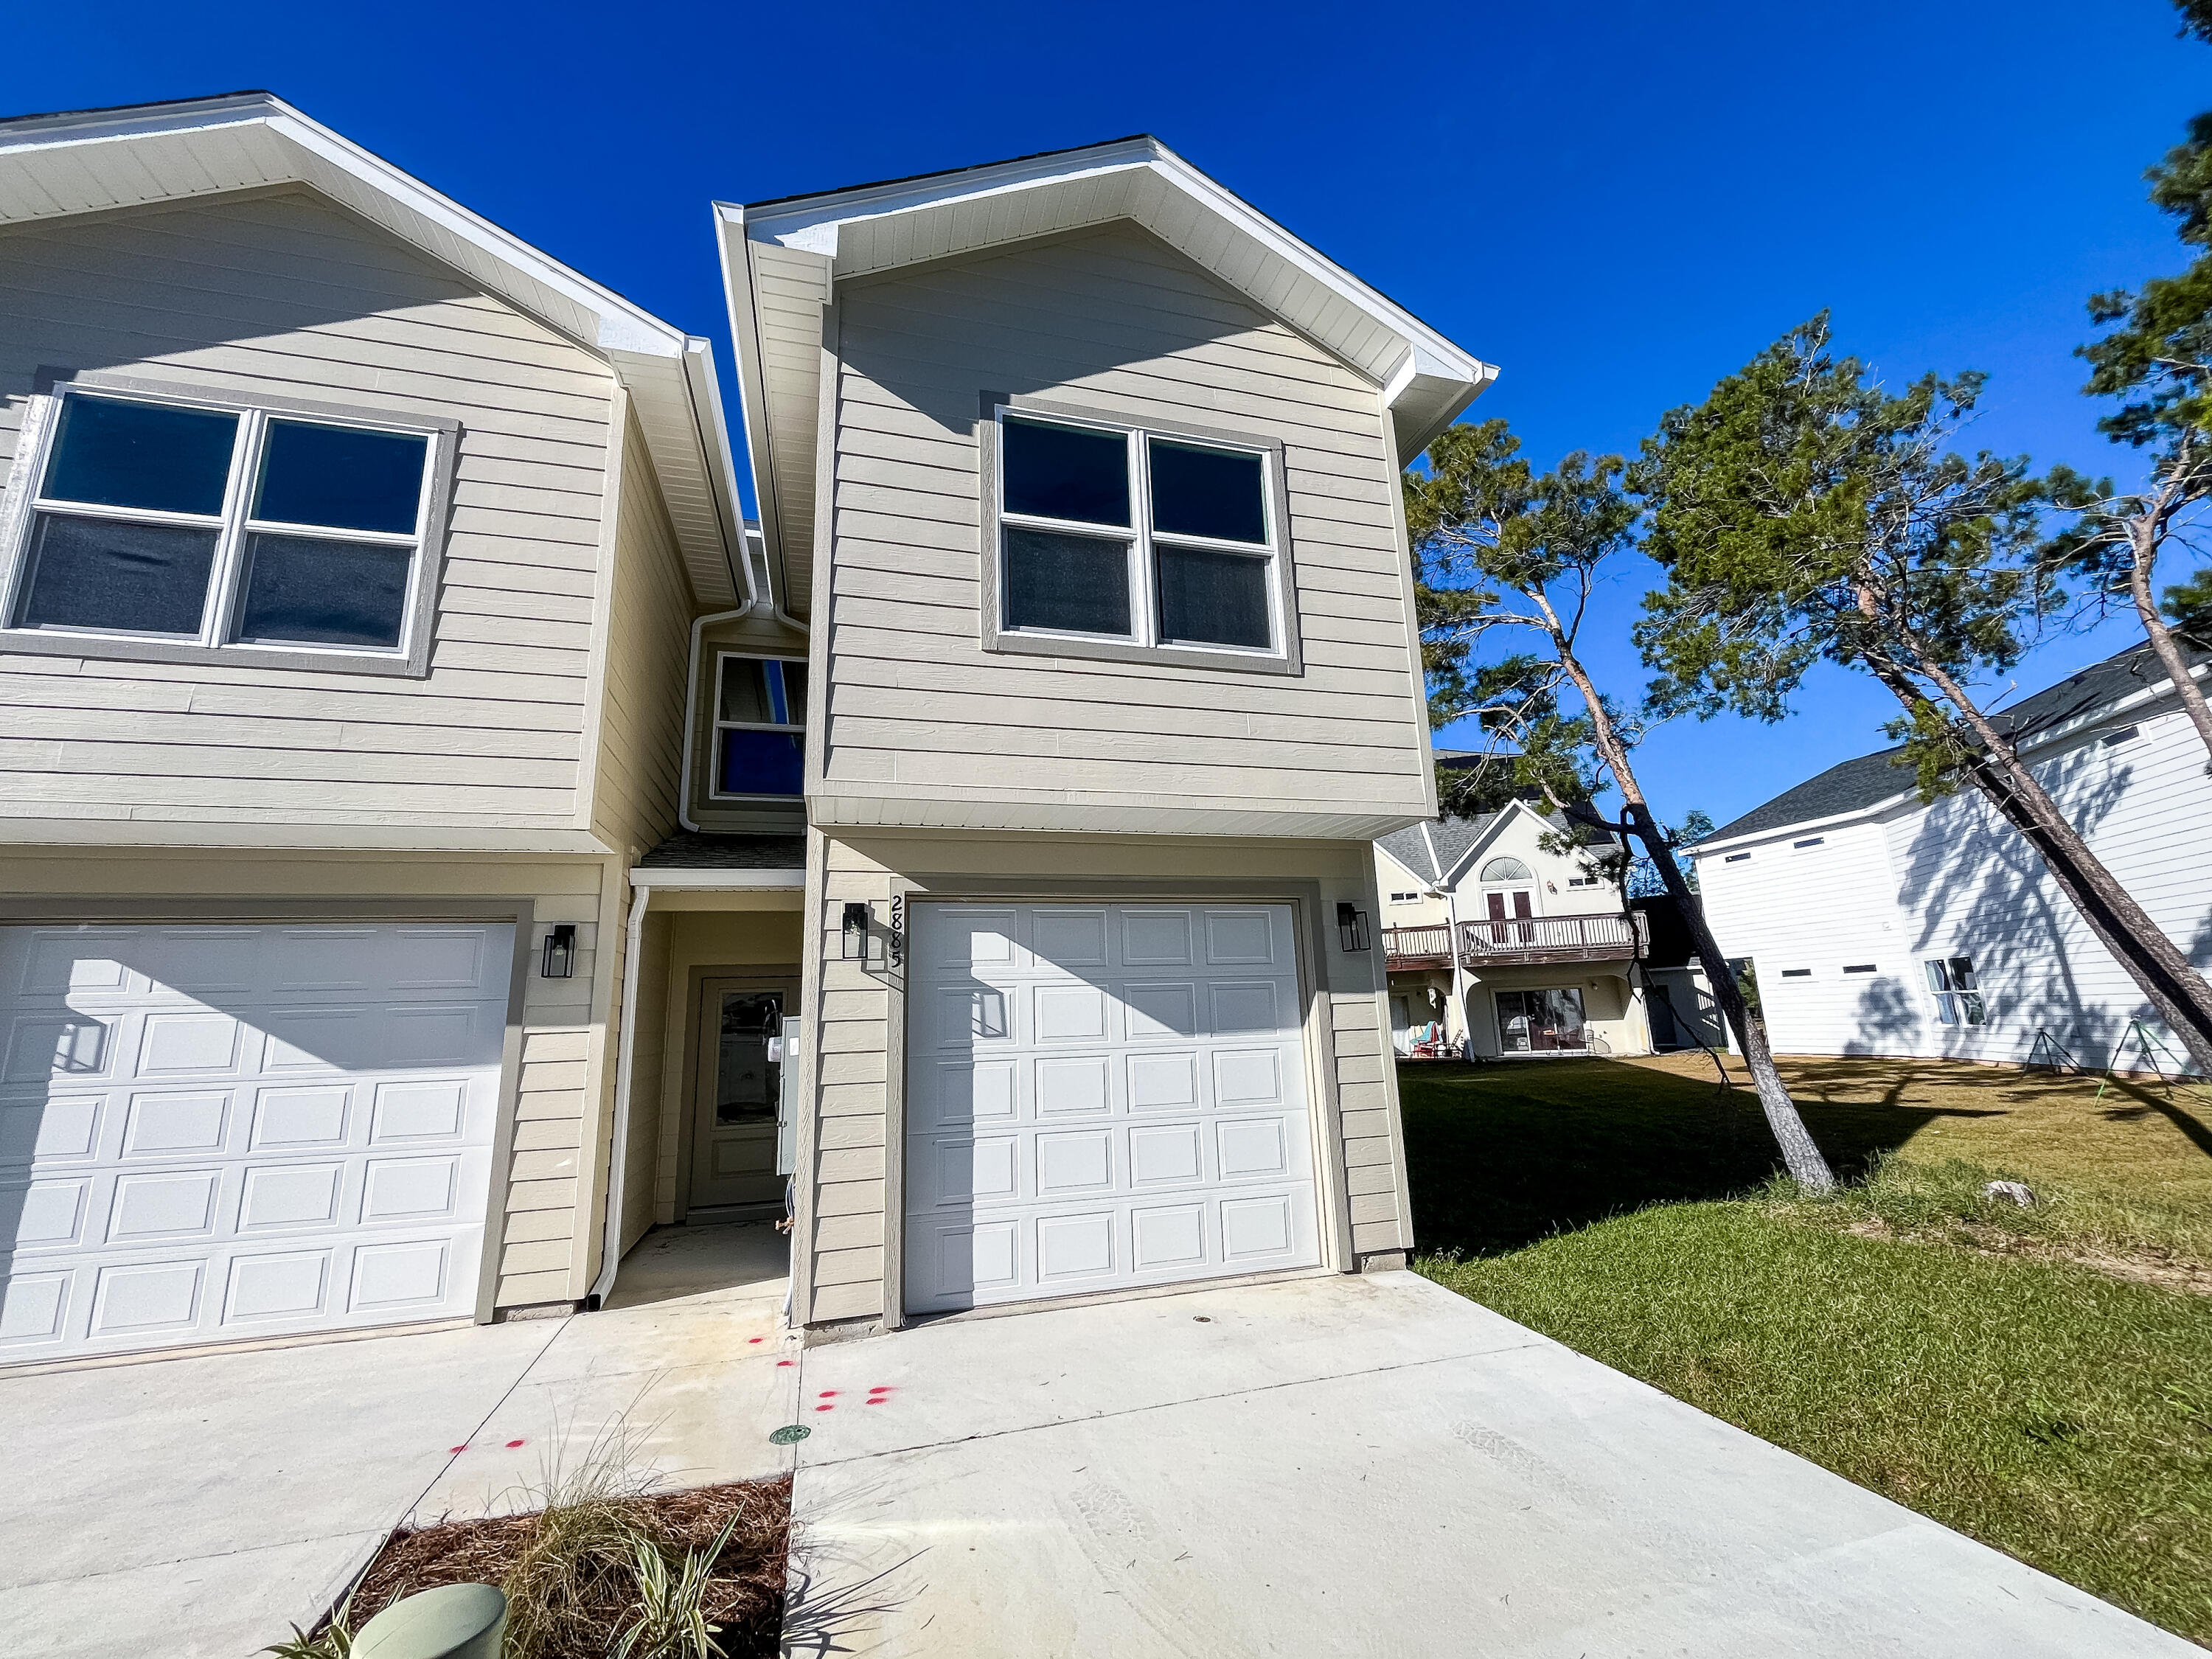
[346,1475,790,1658]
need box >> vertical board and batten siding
[799,832,1411,1328]
[821,223,1429,830]
[0,189,614,830]
[1694,700,2212,1068]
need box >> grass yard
[1402,1053,2212,1647]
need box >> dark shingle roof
[1377,802,1615,887]
[638,832,805,870]
[1703,641,2204,844]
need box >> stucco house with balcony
[1376,801,1652,1059]
[0,94,1492,1364]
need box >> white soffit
[716,135,1497,619]
[0,91,750,608]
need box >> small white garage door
[0,923,511,1364]
[904,902,1321,1314]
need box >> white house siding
[0,189,615,832]
[797,830,1410,1329]
[1694,700,2212,1068]
[1692,821,1914,1057]
[818,223,1430,834]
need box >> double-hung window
[0,381,448,672]
[986,403,1297,669]
[1924,956,1985,1026]
[712,653,807,799]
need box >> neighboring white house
[1689,642,2212,1073]
[0,97,1495,1365]
[1375,801,1653,1059]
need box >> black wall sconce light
[1337,902,1371,953]
[841,901,871,961]
[541,923,577,978]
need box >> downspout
[678,543,809,834]
[587,877,652,1308]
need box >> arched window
[1478,856,1532,883]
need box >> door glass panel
[1495,988,1587,1052]
[714,991,783,1124]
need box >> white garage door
[904,902,1321,1315]
[0,923,512,1364]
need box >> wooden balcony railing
[1384,911,1647,970]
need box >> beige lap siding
[796,831,1412,1328]
[0,189,614,830]
[819,222,1431,831]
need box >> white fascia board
[742,137,1495,440]
[0,95,695,363]
[1688,793,1918,860]
[630,866,805,889]
[678,337,755,608]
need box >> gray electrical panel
[775,1015,801,1176]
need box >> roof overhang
[0,92,751,608]
[715,135,1496,618]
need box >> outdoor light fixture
[1337,902,1371,953]
[541,923,576,978]
[842,902,870,961]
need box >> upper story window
[983,402,1301,673]
[0,382,450,675]
[713,653,807,799]
[1389,890,1422,903]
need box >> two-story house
[1689,641,2212,1072]
[1374,801,1652,1059]
[0,96,1492,1364]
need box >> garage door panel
[905,902,1320,1315]
[0,922,509,1364]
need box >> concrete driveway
[0,1223,798,1659]
[785,1269,2196,1658]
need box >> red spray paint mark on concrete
[506,1439,526,1448]
[450,1445,469,1454]
[776,1359,795,1368]
[814,1404,835,1413]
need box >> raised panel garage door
[904,902,1321,1315]
[0,923,511,1364]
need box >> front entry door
[688,978,793,1214]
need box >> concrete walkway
[785,1270,2196,1658]
[0,1223,797,1659]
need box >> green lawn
[1402,1054,2212,1646]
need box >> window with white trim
[1924,956,1985,1026]
[1389,890,1422,903]
[990,408,1286,658]
[712,653,807,799]
[1,387,440,659]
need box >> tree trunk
[2125,519,2212,771]
[1874,653,2212,1077]
[1535,608,1837,1189]
[1621,800,1837,1192]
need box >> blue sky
[7,1,2207,828]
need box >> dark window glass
[254,421,428,534]
[15,512,218,634]
[1156,544,1271,649]
[235,533,412,647]
[1004,528,1131,636]
[720,657,807,726]
[1149,439,1266,544]
[43,396,237,516]
[1001,419,1130,526]
[718,727,805,796]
